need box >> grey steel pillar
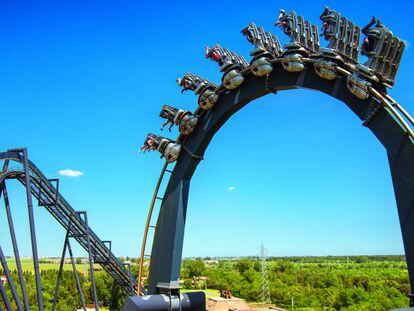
[67,237,87,310]
[0,280,12,311]
[52,225,87,311]
[78,211,100,310]
[109,282,120,311]
[2,161,28,311]
[1,182,30,310]
[388,149,414,307]
[148,180,190,293]
[52,231,69,311]
[0,246,23,311]
[124,263,134,296]
[21,148,44,310]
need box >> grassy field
[5,258,103,272]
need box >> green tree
[235,259,252,275]
[183,260,205,278]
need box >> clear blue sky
[0,0,413,258]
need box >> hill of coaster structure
[131,6,414,311]
[1,6,413,311]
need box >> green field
[5,258,103,272]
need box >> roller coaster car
[159,105,198,135]
[319,7,360,65]
[346,17,405,98]
[360,17,405,88]
[241,22,283,76]
[242,22,283,58]
[140,133,181,163]
[205,44,248,90]
[177,73,219,110]
[275,10,320,72]
[315,7,360,81]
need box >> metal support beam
[101,241,111,264]
[124,263,134,296]
[77,211,99,310]
[0,246,23,311]
[389,147,414,305]
[0,280,12,311]
[1,158,30,311]
[67,237,87,310]
[52,231,69,311]
[109,282,122,311]
[38,178,59,207]
[21,148,44,310]
[109,282,117,311]
[52,224,87,311]
[1,182,30,311]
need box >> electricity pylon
[259,243,271,304]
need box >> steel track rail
[137,134,190,295]
[0,152,139,295]
[331,65,414,138]
[139,55,414,295]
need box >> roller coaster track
[2,5,414,311]
[138,58,414,297]
[141,68,414,299]
[137,7,414,309]
[0,149,137,310]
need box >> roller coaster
[0,149,137,310]
[1,5,414,311]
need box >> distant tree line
[181,256,410,310]
[0,255,410,310]
[0,269,127,310]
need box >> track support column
[0,246,23,311]
[78,211,100,310]
[109,282,120,311]
[52,230,69,311]
[148,179,190,294]
[2,160,30,310]
[0,279,12,311]
[52,222,87,311]
[1,182,30,310]
[67,236,87,310]
[124,263,134,296]
[20,148,44,310]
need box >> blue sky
[0,0,413,258]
